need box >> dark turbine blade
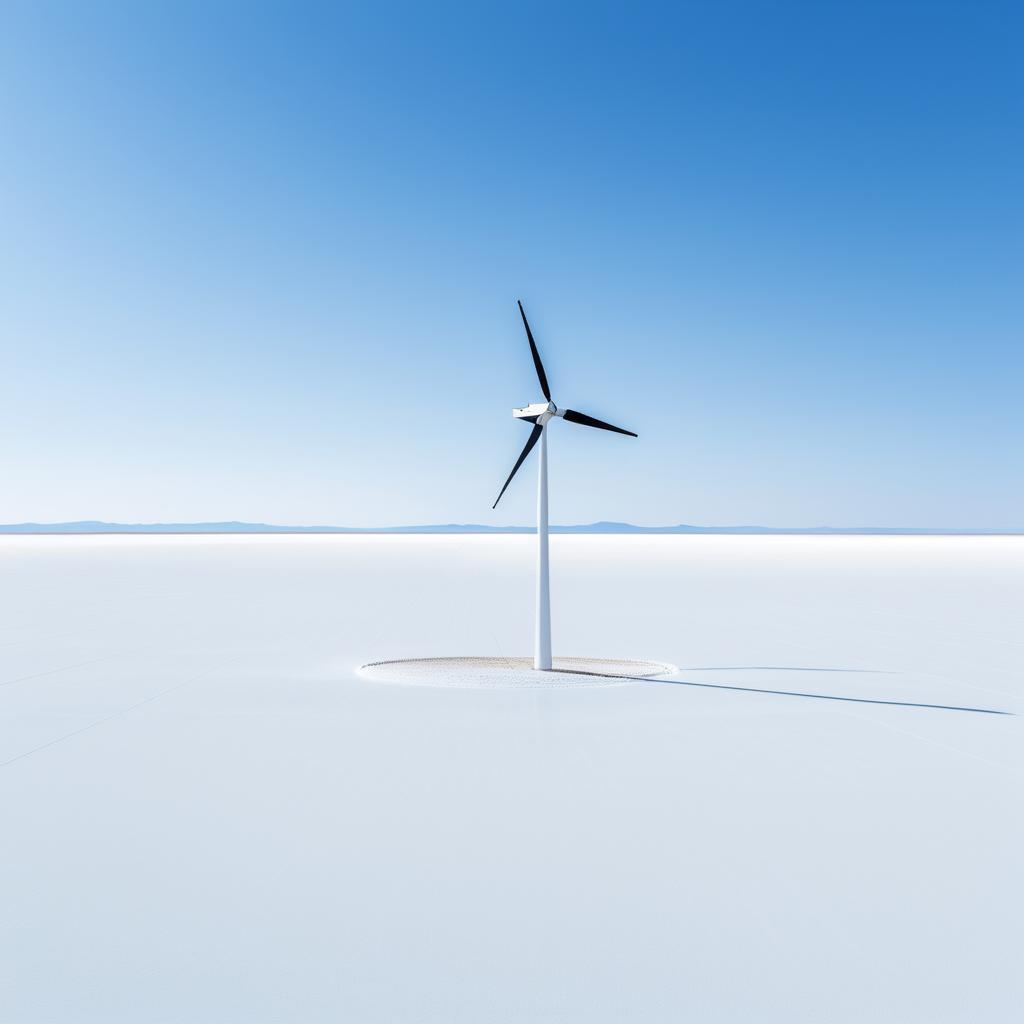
[518,300,551,401]
[563,409,637,437]
[493,423,543,508]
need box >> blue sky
[1,1,1020,527]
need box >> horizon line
[1,520,1021,536]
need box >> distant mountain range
[1,520,1019,535]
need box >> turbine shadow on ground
[680,666,895,674]
[548,668,1011,715]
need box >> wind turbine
[493,301,637,671]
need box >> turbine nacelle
[513,401,559,424]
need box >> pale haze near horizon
[1,2,1021,529]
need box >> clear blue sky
[1,1,1020,527]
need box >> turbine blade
[518,300,551,401]
[562,409,637,437]
[493,423,543,508]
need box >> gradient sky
[1,1,1021,527]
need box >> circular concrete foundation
[357,656,677,689]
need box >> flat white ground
[1,535,1021,1022]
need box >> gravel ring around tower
[357,656,678,689]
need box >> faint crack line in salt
[0,656,116,689]
[0,657,243,769]
[838,709,1003,772]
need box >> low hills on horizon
[0,520,1018,535]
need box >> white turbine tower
[493,301,637,671]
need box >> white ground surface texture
[1,535,1021,1023]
